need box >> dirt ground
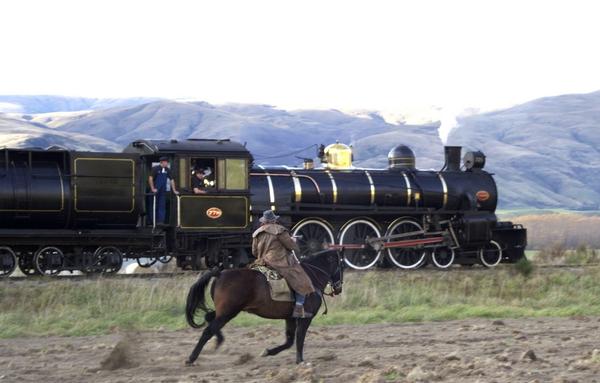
[2,317,600,383]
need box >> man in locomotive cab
[252,210,316,318]
[148,156,179,224]
[191,166,208,194]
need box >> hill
[449,91,600,209]
[55,100,445,168]
[0,95,159,114]
[1,92,599,210]
[0,114,120,151]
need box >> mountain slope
[0,95,160,114]
[1,92,599,210]
[0,114,120,151]
[56,101,444,167]
[449,91,600,209]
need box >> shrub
[513,257,534,277]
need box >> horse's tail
[185,267,221,328]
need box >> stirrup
[292,305,313,319]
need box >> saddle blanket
[250,264,295,302]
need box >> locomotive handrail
[153,194,156,229]
[177,194,181,228]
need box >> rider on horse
[252,210,316,318]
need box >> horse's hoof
[260,349,269,357]
[185,360,195,366]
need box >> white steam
[438,110,459,145]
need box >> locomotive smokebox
[442,146,462,172]
[388,145,416,170]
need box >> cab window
[217,158,248,190]
[190,158,216,189]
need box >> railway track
[2,271,196,283]
[2,262,599,283]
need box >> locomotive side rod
[328,236,445,250]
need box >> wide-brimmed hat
[259,210,280,223]
[194,166,212,177]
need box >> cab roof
[124,139,252,157]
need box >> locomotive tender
[0,139,526,277]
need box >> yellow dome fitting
[324,142,353,169]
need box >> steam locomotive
[0,139,526,277]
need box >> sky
[1,0,599,114]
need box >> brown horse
[184,249,344,365]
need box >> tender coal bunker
[73,158,135,212]
[0,150,70,229]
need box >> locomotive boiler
[250,143,525,270]
[0,139,526,277]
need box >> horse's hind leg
[214,329,225,349]
[186,313,236,365]
[262,318,296,357]
[205,312,225,350]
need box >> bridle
[302,251,344,297]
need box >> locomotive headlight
[463,151,486,171]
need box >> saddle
[250,264,295,302]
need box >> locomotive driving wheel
[431,247,455,269]
[33,246,64,276]
[94,246,123,274]
[0,246,17,277]
[479,240,503,267]
[385,219,428,269]
[292,219,335,259]
[339,219,382,270]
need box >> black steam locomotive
[0,139,526,277]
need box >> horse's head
[305,249,344,295]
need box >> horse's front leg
[295,317,313,364]
[262,318,296,357]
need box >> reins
[301,258,341,316]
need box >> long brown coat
[252,223,315,296]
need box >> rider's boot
[293,293,313,318]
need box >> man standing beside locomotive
[252,210,315,318]
[148,156,179,224]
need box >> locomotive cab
[125,139,253,231]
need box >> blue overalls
[155,169,169,224]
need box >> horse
[184,249,344,365]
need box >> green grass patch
[2,267,600,338]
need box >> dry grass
[3,266,600,338]
[535,244,600,265]
[513,213,600,249]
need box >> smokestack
[442,146,462,172]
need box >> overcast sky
[1,0,599,112]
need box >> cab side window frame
[217,158,248,191]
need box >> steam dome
[388,145,415,170]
